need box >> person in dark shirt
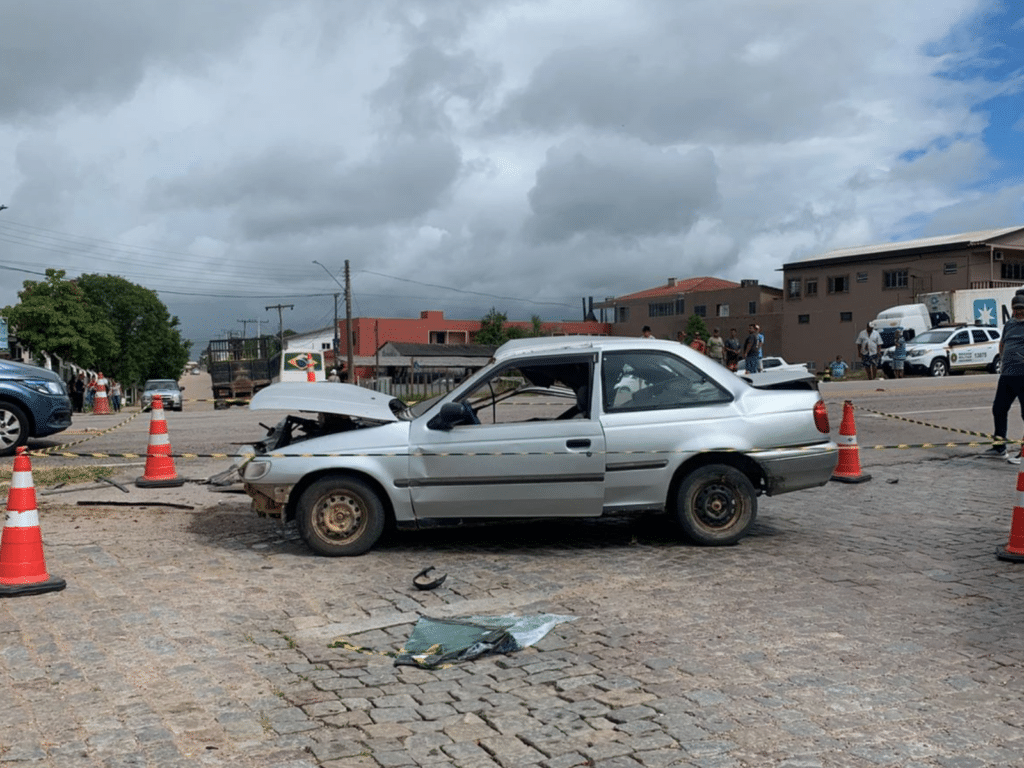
[988,291,1024,462]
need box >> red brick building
[331,310,611,379]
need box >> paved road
[3,378,1024,767]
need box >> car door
[407,353,605,520]
[947,330,972,370]
[598,349,736,510]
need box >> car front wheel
[929,358,949,377]
[296,476,386,556]
[0,402,29,457]
[675,464,757,546]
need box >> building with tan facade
[779,225,1024,369]
[593,276,784,358]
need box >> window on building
[717,303,729,317]
[321,342,331,350]
[648,302,675,317]
[748,301,757,314]
[840,312,853,322]
[805,279,818,296]
[1002,263,1024,281]
[694,305,707,317]
[828,276,849,294]
[675,298,685,315]
[798,314,810,324]
[787,279,801,298]
[944,262,958,275]
[884,270,908,289]
[617,306,630,323]
[856,272,868,283]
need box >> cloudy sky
[1,0,1021,356]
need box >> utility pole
[237,319,258,338]
[345,260,354,381]
[265,303,294,356]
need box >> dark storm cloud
[524,140,719,242]
[0,0,275,119]
[371,44,500,135]
[153,137,462,238]
[488,19,878,144]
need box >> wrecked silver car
[239,337,838,556]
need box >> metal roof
[784,225,1024,268]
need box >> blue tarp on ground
[394,613,576,669]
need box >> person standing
[641,326,655,339]
[110,379,122,412]
[891,328,907,379]
[724,329,741,371]
[988,292,1024,462]
[72,373,85,413]
[856,322,882,380]
[707,328,725,365]
[327,368,341,383]
[742,323,761,374]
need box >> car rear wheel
[0,402,29,457]
[296,476,386,556]
[990,355,1002,375]
[929,358,949,377]
[675,464,757,546]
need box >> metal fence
[361,366,473,401]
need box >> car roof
[493,336,691,362]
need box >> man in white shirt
[855,321,883,380]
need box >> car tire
[0,401,30,457]
[990,356,1002,375]
[296,476,386,556]
[675,464,757,546]
[929,358,949,377]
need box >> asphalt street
[1,375,1023,767]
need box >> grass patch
[0,464,115,487]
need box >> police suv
[880,325,1001,377]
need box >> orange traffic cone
[997,466,1024,562]
[306,353,316,382]
[0,447,66,596]
[136,394,185,488]
[831,400,871,483]
[92,373,111,415]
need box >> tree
[76,274,191,384]
[683,314,710,345]
[2,269,119,369]
[473,308,527,346]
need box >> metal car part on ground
[238,337,838,556]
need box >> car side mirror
[428,402,476,431]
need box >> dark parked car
[0,359,74,456]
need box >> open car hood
[248,382,403,422]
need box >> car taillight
[814,400,830,433]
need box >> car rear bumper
[755,442,839,495]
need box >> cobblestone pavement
[3,414,1024,766]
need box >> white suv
[881,326,1001,377]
